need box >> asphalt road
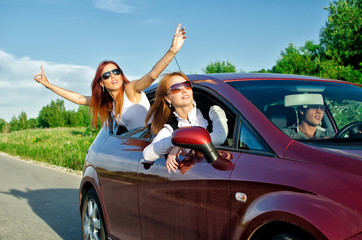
[0,153,82,239]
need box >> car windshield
[228,80,362,142]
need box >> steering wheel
[334,121,362,139]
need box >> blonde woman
[143,72,228,173]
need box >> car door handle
[235,192,247,203]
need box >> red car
[79,73,362,240]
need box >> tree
[0,119,10,133]
[38,99,66,128]
[27,118,37,129]
[18,111,28,130]
[0,119,5,132]
[76,105,91,127]
[202,61,237,73]
[272,41,361,83]
[271,0,361,84]
[64,110,78,127]
[320,0,361,69]
[272,42,320,76]
[9,116,20,131]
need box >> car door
[95,125,150,240]
[137,93,240,240]
[137,86,244,239]
[228,119,282,239]
[138,146,241,240]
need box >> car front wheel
[272,232,315,240]
[81,188,107,240]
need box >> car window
[192,84,271,153]
[121,125,152,138]
[238,119,268,152]
[111,121,152,139]
[228,80,362,142]
[130,125,152,139]
[325,98,362,130]
[193,87,236,148]
[145,86,237,147]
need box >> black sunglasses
[102,69,121,80]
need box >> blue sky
[0,0,330,122]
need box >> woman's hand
[33,65,90,105]
[131,24,186,93]
[170,23,186,53]
[166,146,181,173]
[33,66,50,87]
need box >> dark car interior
[229,80,351,138]
[264,105,297,129]
[262,102,337,137]
[193,88,236,147]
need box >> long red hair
[90,60,130,127]
[145,72,190,134]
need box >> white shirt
[143,103,228,161]
[113,91,150,130]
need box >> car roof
[145,73,361,93]
[188,72,347,83]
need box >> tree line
[204,0,361,85]
[1,0,360,133]
[0,99,92,133]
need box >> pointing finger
[174,23,181,35]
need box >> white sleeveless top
[113,91,150,130]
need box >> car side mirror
[171,126,219,163]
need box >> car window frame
[191,86,236,149]
[191,84,275,156]
[234,114,276,157]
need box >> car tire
[272,232,313,240]
[81,188,107,240]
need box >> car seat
[265,105,297,129]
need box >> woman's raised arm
[34,65,91,106]
[129,24,187,94]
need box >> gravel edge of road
[0,151,82,177]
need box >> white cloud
[0,50,95,122]
[93,0,135,14]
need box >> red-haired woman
[33,24,186,130]
[142,72,228,173]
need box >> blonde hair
[145,72,190,134]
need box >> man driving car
[282,105,335,139]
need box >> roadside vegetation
[0,127,97,171]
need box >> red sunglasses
[167,81,192,95]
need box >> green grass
[0,127,97,171]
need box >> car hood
[292,139,362,162]
[284,140,362,176]
[321,148,362,161]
